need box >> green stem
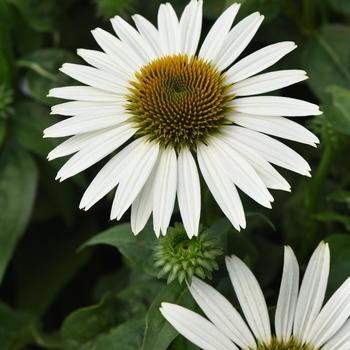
[16,60,57,81]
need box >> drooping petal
[79,137,144,211]
[110,141,159,220]
[223,126,311,176]
[231,96,322,116]
[189,277,256,349]
[56,124,135,181]
[226,41,297,83]
[152,148,177,236]
[293,242,330,343]
[228,113,319,146]
[214,12,264,71]
[177,148,201,238]
[160,303,238,350]
[197,143,246,231]
[230,70,308,96]
[199,3,240,62]
[275,246,300,342]
[226,256,271,344]
[179,0,203,57]
[306,277,350,348]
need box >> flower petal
[306,277,350,348]
[199,4,240,62]
[231,96,322,116]
[226,41,297,83]
[275,246,300,342]
[228,113,319,146]
[226,255,271,344]
[56,124,135,182]
[152,148,177,236]
[293,241,330,343]
[214,12,264,71]
[177,148,201,238]
[322,320,350,350]
[197,143,246,231]
[230,70,308,96]
[223,126,311,176]
[189,277,256,349]
[160,303,238,350]
[179,0,203,57]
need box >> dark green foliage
[0,0,350,349]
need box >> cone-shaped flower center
[256,337,316,350]
[127,54,233,149]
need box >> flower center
[256,337,317,350]
[126,54,233,149]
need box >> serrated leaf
[142,282,195,350]
[0,145,38,283]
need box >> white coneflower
[44,0,321,237]
[161,242,350,350]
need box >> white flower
[161,242,350,350]
[45,0,321,237]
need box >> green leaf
[325,234,350,295]
[328,191,350,204]
[142,282,195,350]
[93,318,145,350]
[18,49,77,105]
[313,212,350,231]
[81,224,158,276]
[0,145,38,283]
[61,294,123,349]
[302,25,350,102]
[0,303,36,350]
[325,86,350,135]
[329,0,350,16]
[170,336,199,350]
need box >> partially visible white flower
[45,0,321,238]
[161,242,350,350]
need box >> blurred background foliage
[0,0,350,349]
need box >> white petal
[275,246,299,342]
[226,42,297,83]
[230,70,308,96]
[158,3,180,55]
[322,320,350,350]
[50,101,125,117]
[179,0,203,57]
[47,130,107,160]
[177,148,201,238]
[130,161,158,235]
[79,137,144,210]
[160,303,238,350]
[189,277,256,349]
[111,15,156,63]
[110,141,159,220]
[306,277,350,348]
[44,115,129,137]
[226,255,271,344]
[228,113,319,146]
[209,137,273,208]
[152,148,177,236]
[91,28,142,72]
[56,125,135,181]
[215,12,264,71]
[223,126,311,176]
[60,63,128,94]
[197,143,246,231]
[132,14,163,56]
[77,49,131,80]
[220,134,291,191]
[231,96,322,116]
[48,86,119,102]
[199,4,240,62]
[293,241,330,343]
